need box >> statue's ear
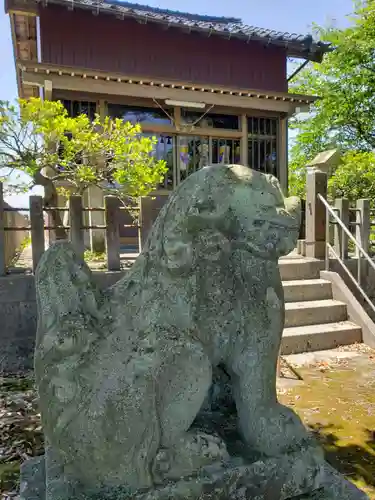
[186,198,225,235]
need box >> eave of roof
[5,0,332,63]
[18,60,319,106]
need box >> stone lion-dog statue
[29,165,334,499]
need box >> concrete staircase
[280,255,362,354]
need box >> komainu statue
[21,165,368,499]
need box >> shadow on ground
[312,424,375,493]
[278,348,375,497]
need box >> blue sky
[0,0,355,205]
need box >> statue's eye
[253,219,263,227]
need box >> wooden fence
[1,194,30,269]
[0,182,140,276]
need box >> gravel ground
[0,374,43,499]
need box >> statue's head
[144,164,301,274]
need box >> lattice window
[248,117,279,177]
[62,100,97,121]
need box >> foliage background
[289,0,375,204]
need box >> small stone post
[29,195,45,273]
[138,194,169,252]
[88,185,106,252]
[138,196,153,252]
[69,196,84,259]
[105,196,120,271]
[305,168,328,259]
[356,199,370,286]
[334,198,349,259]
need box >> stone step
[281,321,362,354]
[285,299,347,328]
[282,279,332,303]
[279,258,325,281]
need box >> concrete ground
[277,344,375,498]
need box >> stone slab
[19,452,368,500]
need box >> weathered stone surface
[25,165,368,499]
[20,455,45,500]
[19,450,367,500]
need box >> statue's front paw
[252,403,323,458]
[152,432,230,484]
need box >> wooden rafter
[9,10,39,99]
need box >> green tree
[0,98,167,237]
[289,0,375,199]
[328,150,375,203]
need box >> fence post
[0,183,5,276]
[334,198,349,259]
[69,195,84,259]
[29,196,45,273]
[138,196,153,252]
[356,199,370,286]
[305,168,328,259]
[105,196,120,271]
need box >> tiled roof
[37,0,332,62]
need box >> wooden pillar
[44,80,52,101]
[278,116,288,194]
[305,168,327,259]
[87,99,107,253]
[98,99,108,122]
[174,106,181,129]
[240,114,248,166]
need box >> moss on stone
[278,355,375,497]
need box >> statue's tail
[34,241,105,432]
[34,240,103,346]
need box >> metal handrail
[317,193,375,315]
